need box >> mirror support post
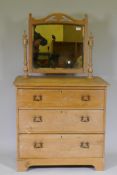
[23,31,28,77]
[88,33,94,78]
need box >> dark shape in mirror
[32,24,84,69]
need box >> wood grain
[14,76,108,171]
[17,158,104,171]
[19,109,104,133]
[19,134,104,159]
[14,76,109,88]
[17,89,105,109]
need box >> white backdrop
[0,0,117,174]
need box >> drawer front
[17,89,104,109]
[19,134,104,158]
[19,110,104,133]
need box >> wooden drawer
[19,110,104,133]
[19,134,104,158]
[17,89,105,109]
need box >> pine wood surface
[14,76,108,171]
[19,134,104,159]
[17,89,105,109]
[18,109,104,133]
[17,158,104,171]
[14,76,109,87]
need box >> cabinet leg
[17,160,29,172]
[94,162,104,171]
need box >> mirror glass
[32,24,84,69]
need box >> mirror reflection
[33,24,84,69]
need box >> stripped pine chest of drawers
[14,76,108,171]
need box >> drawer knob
[80,116,90,122]
[33,95,42,101]
[33,116,43,122]
[81,95,90,101]
[33,142,43,149]
[80,142,90,149]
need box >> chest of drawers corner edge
[14,76,109,171]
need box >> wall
[0,0,117,155]
[36,24,63,53]
[64,25,83,42]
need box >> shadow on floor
[105,153,117,170]
[0,150,16,170]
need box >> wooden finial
[84,14,88,23]
[88,32,94,78]
[84,14,88,19]
[23,31,28,77]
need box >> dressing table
[14,13,108,171]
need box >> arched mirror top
[29,13,88,25]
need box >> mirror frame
[28,13,89,74]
